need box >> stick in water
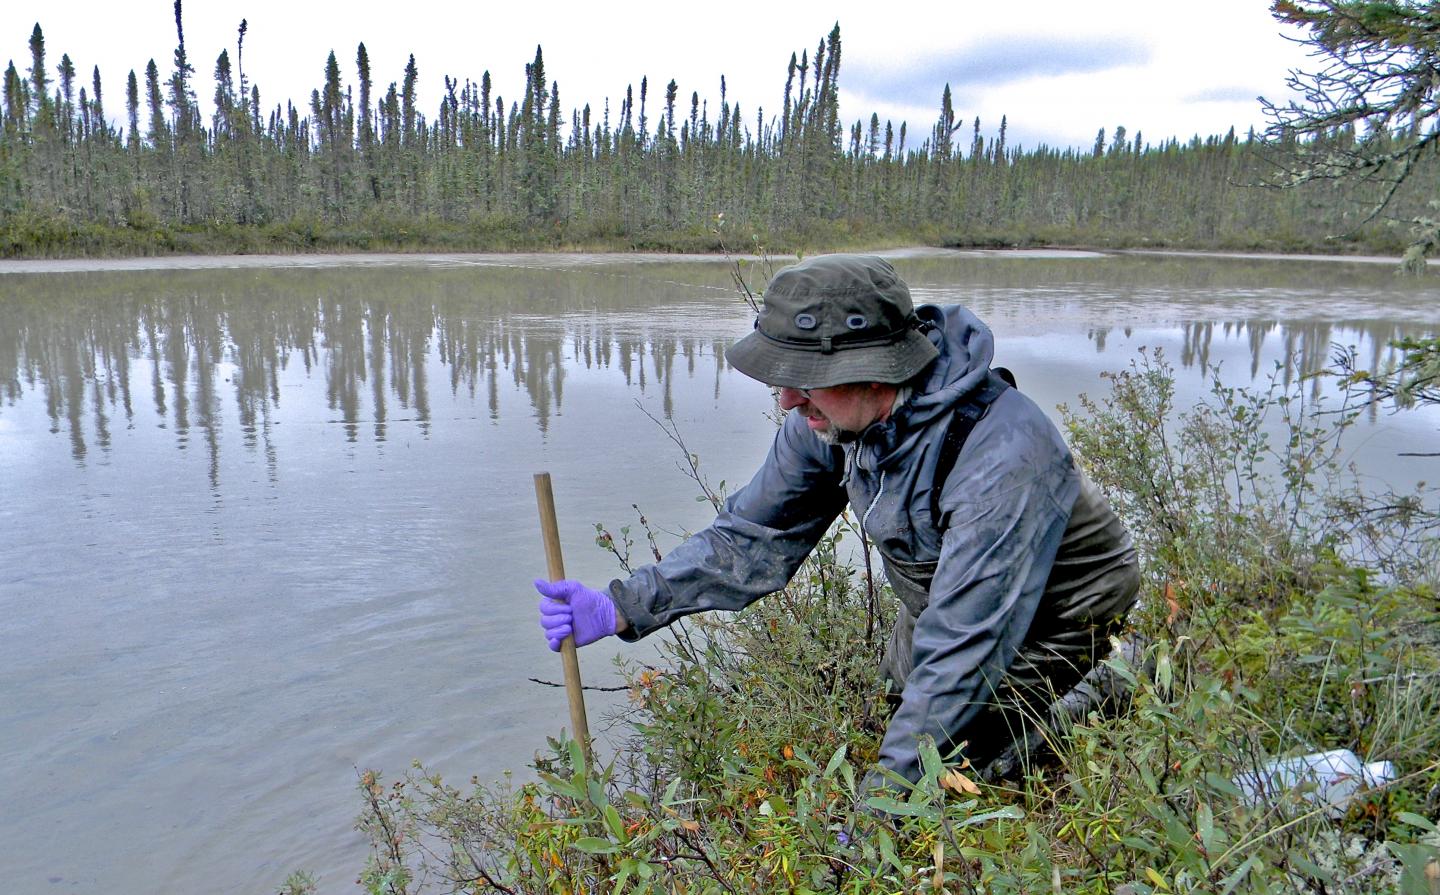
[533,472,593,769]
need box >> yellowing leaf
[940,769,980,796]
[1164,581,1182,625]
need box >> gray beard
[813,426,859,446]
[809,385,911,446]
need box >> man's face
[776,383,897,443]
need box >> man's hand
[534,579,624,651]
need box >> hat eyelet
[794,313,818,330]
[845,314,868,330]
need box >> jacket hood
[905,303,996,425]
[857,303,995,466]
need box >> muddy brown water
[1,249,1436,893]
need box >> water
[1,249,1436,893]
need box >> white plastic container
[1232,749,1396,816]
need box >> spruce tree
[356,44,373,151]
[315,49,348,218]
[664,79,677,141]
[168,0,198,141]
[2,62,26,137]
[89,66,105,142]
[28,23,49,123]
[56,53,77,141]
[213,50,235,137]
[637,76,647,150]
[235,20,249,112]
[144,60,166,148]
[781,52,796,145]
[933,84,954,159]
[357,43,379,201]
[401,54,417,146]
[125,70,139,149]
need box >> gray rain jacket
[610,303,1137,782]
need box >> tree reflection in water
[0,254,1434,474]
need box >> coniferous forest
[1,9,1433,258]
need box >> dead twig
[529,677,630,693]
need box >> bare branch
[528,677,630,692]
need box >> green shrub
[351,351,1439,893]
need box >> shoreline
[0,244,1407,276]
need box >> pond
[1,248,1436,893]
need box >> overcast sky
[0,0,1312,152]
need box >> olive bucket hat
[725,254,940,389]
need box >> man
[536,253,1139,784]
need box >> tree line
[0,4,1430,256]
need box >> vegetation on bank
[337,348,1439,895]
[3,8,1435,260]
[7,212,1407,261]
[2,207,1412,261]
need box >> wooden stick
[533,472,593,769]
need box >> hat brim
[725,329,939,389]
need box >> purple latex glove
[535,579,618,652]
